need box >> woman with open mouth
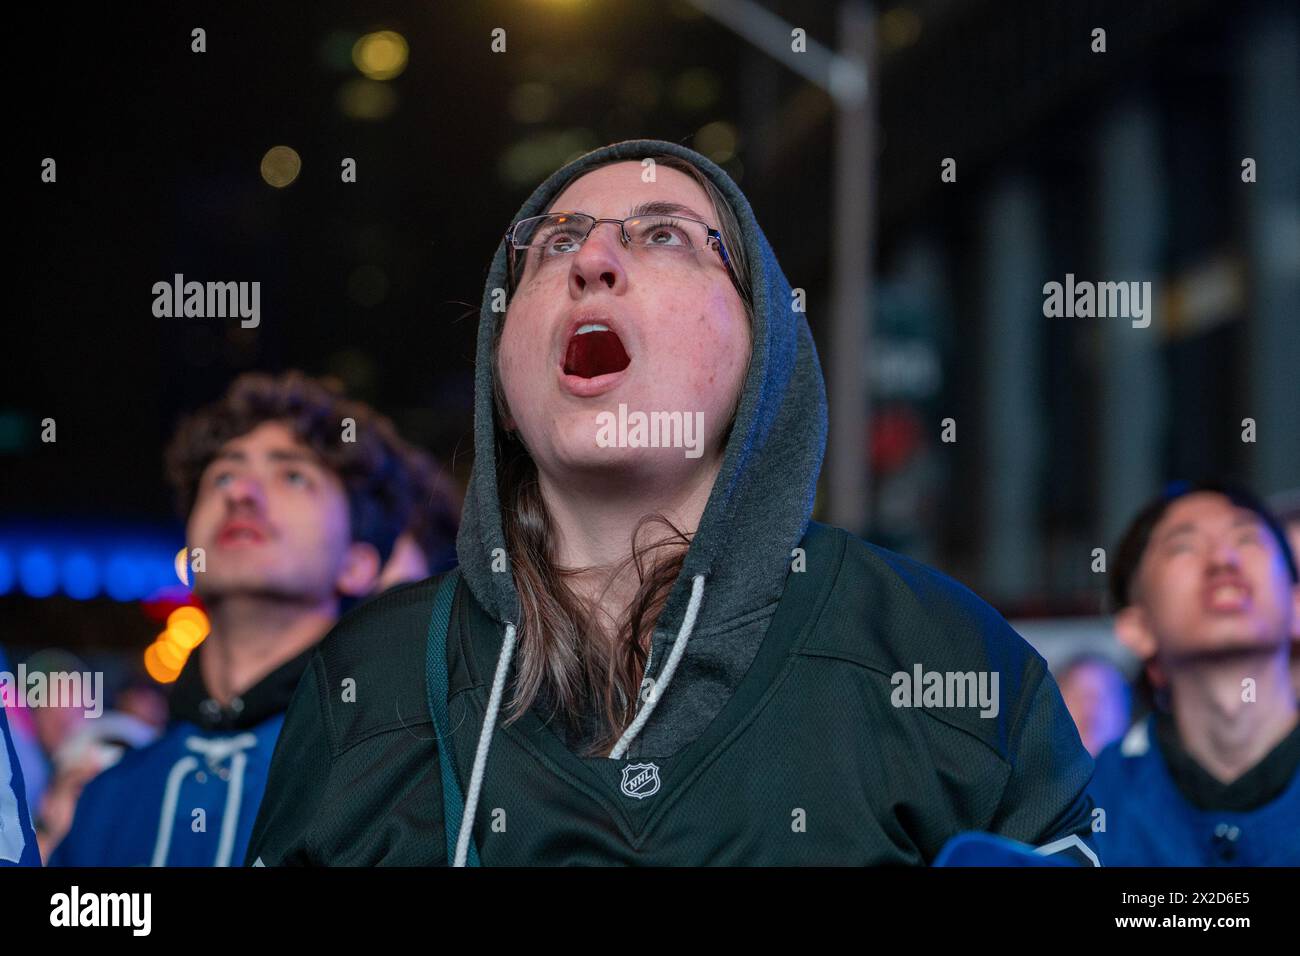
[247,139,1099,867]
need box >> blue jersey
[51,714,286,866]
[1,705,41,866]
[1089,715,1300,866]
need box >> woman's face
[498,161,750,489]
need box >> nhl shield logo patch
[620,762,661,799]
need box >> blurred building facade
[860,0,1299,613]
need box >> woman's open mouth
[563,324,631,379]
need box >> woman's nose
[569,224,628,294]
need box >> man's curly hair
[164,371,424,564]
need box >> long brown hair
[492,154,753,756]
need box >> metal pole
[686,0,874,531]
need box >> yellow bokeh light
[168,606,210,643]
[260,145,302,188]
[166,619,204,650]
[154,636,189,671]
[880,8,922,51]
[144,644,181,684]
[352,30,408,81]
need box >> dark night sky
[10,1,778,523]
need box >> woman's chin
[545,440,705,484]
[558,441,656,472]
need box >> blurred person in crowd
[25,649,94,771]
[113,675,169,731]
[51,371,426,866]
[35,710,158,862]
[249,140,1097,867]
[1056,653,1131,757]
[373,446,461,593]
[1089,481,1300,865]
[9,647,98,816]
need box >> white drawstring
[151,732,258,867]
[454,621,518,867]
[609,574,706,760]
[452,572,706,864]
[151,756,198,867]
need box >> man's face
[498,162,750,485]
[186,420,365,604]
[1124,493,1299,663]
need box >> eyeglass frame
[504,211,736,292]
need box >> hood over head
[457,139,827,645]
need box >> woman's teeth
[576,323,610,335]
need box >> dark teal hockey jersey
[247,523,1098,865]
[246,138,1098,866]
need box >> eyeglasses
[505,211,734,289]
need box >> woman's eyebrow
[627,200,708,221]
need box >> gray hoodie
[455,139,828,759]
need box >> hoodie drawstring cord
[151,732,258,867]
[609,573,706,759]
[452,573,706,865]
[454,621,517,867]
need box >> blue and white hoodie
[51,648,310,867]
